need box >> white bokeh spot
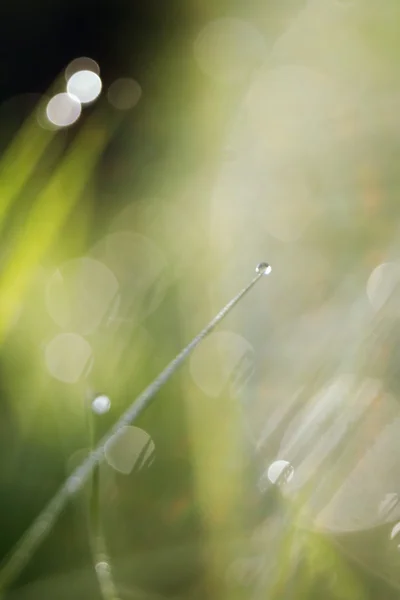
[190,331,254,397]
[46,257,119,335]
[367,262,400,313]
[65,57,100,81]
[107,78,142,110]
[105,426,155,475]
[46,93,81,128]
[92,395,111,414]
[67,70,102,104]
[45,333,93,383]
[194,18,266,83]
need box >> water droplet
[92,394,111,414]
[267,460,294,485]
[95,561,111,575]
[256,262,272,275]
[66,475,82,495]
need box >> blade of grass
[0,264,271,595]
[0,96,56,227]
[0,109,115,340]
[86,398,121,600]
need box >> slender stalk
[86,398,121,600]
[0,263,270,594]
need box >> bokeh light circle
[267,460,294,485]
[66,70,102,104]
[45,93,81,128]
[90,232,167,324]
[277,375,400,532]
[190,331,254,397]
[107,78,142,110]
[45,257,120,335]
[104,426,155,474]
[245,65,346,159]
[92,394,111,414]
[45,333,93,383]
[390,521,400,541]
[367,262,400,314]
[194,18,266,83]
[65,57,100,81]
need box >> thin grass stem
[0,263,270,594]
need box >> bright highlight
[66,70,102,104]
[45,93,81,128]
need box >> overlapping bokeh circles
[89,232,168,326]
[45,257,120,335]
[189,331,254,398]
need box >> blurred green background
[1,1,400,599]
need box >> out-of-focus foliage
[1,1,400,599]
